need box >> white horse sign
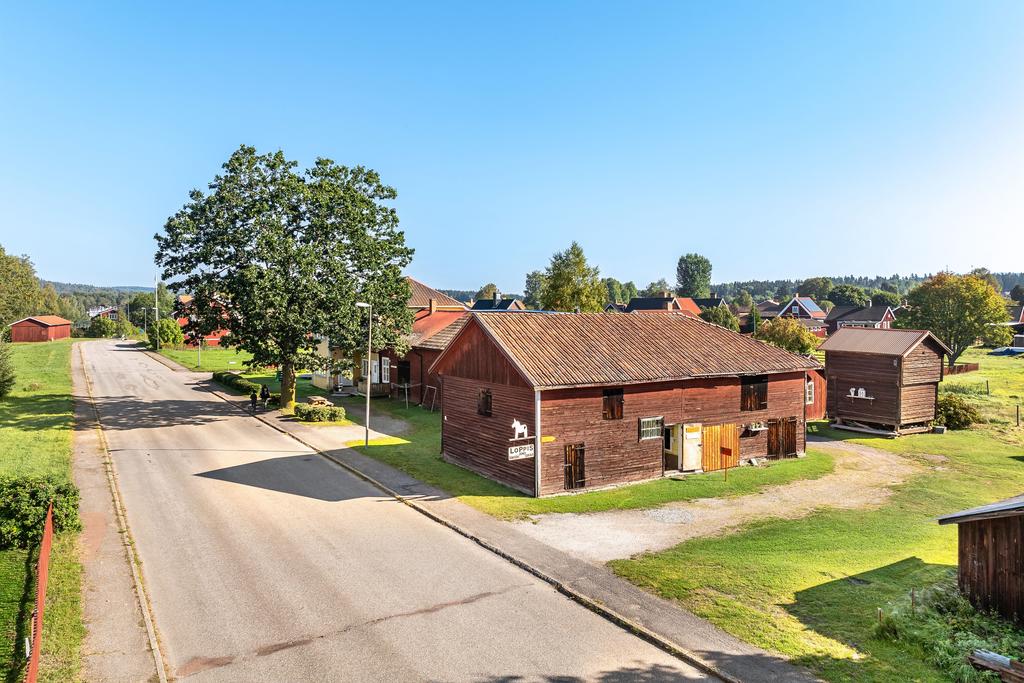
[511,419,529,440]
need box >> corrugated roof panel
[819,328,940,356]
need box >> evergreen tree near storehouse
[675,253,712,298]
[538,242,605,312]
[0,342,15,398]
[897,272,1010,366]
[155,145,414,407]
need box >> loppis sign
[508,419,534,460]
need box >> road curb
[199,384,739,683]
[77,343,170,683]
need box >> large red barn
[10,316,73,342]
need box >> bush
[935,394,982,430]
[212,371,261,395]
[293,403,347,422]
[148,318,184,348]
[876,576,1023,682]
[86,316,118,338]
[0,476,81,549]
[0,342,14,398]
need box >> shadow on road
[477,661,712,681]
[196,455,369,502]
[82,392,235,431]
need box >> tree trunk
[280,360,297,409]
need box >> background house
[10,316,72,342]
[431,312,818,496]
[825,305,896,334]
[471,296,527,311]
[174,294,230,347]
[610,295,701,316]
[820,328,949,435]
[938,495,1024,625]
[90,306,119,321]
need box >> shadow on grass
[4,549,35,683]
[0,394,73,432]
[786,556,952,678]
[476,661,715,682]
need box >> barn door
[701,424,740,472]
[767,419,781,456]
[783,417,798,456]
[564,444,586,490]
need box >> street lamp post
[356,302,372,447]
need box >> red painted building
[432,312,820,496]
[10,316,72,342]
[175,295,230,347]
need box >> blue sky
[1,2,1022,293]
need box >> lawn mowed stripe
[0,340,82,682]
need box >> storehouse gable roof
[437,312,819,389]
[10,315,72,327]
[819,327,952,357]
[405,277,467,310]
[938,494,1024,525]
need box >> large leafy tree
[538,241,605,312]
[621,281,639,302]
[732,289,753,309]
[897,272,1011,366]
[796,277,833,301]
[523,270,546,309]
[640,278,671,297]
[827,284,871,307]
[601,277,623,305]
[675,253,712,298]
[127,284,176,327]
[0,245,42,328]
[754,317,819,355]
[156,145,414,406]
[700,305,740,331]
[474,283,499,301]
[870,289,901,308]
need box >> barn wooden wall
[958,516,1024,624]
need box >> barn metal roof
[461,311,819,389]
[818,328,951,357]
[9,315,73,327]
[938,494,1024,525]
[405,277,466,310]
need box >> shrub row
[0,476,81,550]
[293,404,347,422]
[212,371,280,406]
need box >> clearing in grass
[611,346,1024,682]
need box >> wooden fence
[25,503,54,683]
[945,363,980,376]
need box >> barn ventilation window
[740,376,768,411]
[602,388,624,420]
[805,379,814,405]
[638,416,664,441]
[477,389,492,417]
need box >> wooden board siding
[535,372,807,495]
[430,322,531,388]
[901,340,944,385]
[901,384,938,423]
[441,375,536,494]
[958,516,1024,624]
[825,351,901,426]
[380,347,444,405]
[806,370,827,421]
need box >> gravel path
[510,439,922,563]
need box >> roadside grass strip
[158,346,253,372]
[612,347,1024,682]
[333,395,836,521]
[0,340,82,682]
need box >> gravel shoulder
[511,440,923,563]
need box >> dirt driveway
[510,438,923,563]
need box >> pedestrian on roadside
[249,388,258,412]
[260,384,270,408]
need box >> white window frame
[380,356,390,383]
[639,416,664,441]
[361,357,370,380]
[806,379,815,405]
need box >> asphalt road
[82,341,711,682]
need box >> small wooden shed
[939,495,1024,624]
[819,328,950,435]
[9,316,72,342]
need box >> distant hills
[42,280,151,294]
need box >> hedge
[212,371,281,406]
[293,404,347,422]
[0,476,81,549]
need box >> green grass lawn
[334,394,836,520]
[0,340,82,682]
[159,345,254,372]
[611,347,1024,682]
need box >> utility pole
[154,277,160,351]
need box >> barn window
[805,379,814,405]
[380,357,390,384]
[602,388,624,420]
[638,416,664,441]
[741,376,768,411]
[477,389,492,417]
